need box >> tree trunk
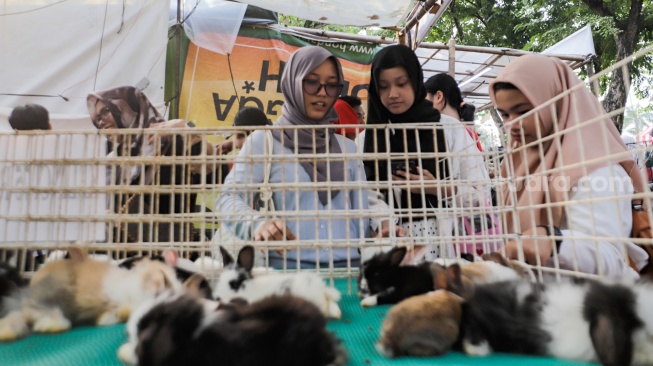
[489,108,505,147]
[603,0,643,133]
[584,0,643,133]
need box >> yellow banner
[179,27,377,137]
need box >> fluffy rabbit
[120,291,347,366]
[460,278,653,366]
[213,246,342,319]
[376,263,476,358]
[0,246,181,342]
[377,289,464,358]
[358,246,435,306]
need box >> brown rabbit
[377,288,464,358]
[1,246,181,341]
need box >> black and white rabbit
[214,246,342,319]
[359,247,528,306]
[119,291,347,366]
[460,278,653,366]
[358,246,438,306]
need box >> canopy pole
[448,37,456,78]
[174,0,182,119]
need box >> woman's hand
[392,166,439,195]
[148,119,192,143]
[255,219,296,241]
[376,220,407,238]
[505,226,553,266]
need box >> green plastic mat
[0,279,597,366]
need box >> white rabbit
[213,246,342,319]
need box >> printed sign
[179,27,378,131]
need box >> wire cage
[1,46,653,366]
[1,47,652,289]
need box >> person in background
[491,54,649,277]
[332,95,364,140]
[425,73,483,152]
[218,46,370,269]
[216,107,272,175]
[232,107,272,150]
[8,104,51,130]
[88,86,216,243]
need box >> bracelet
[538,225,563,256]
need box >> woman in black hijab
[364,44,489,260]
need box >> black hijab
[363,44,449,212]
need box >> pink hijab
[490,54,645,234]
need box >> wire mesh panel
[1,46,651,286]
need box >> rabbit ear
[237,246,255,272]
[220,246,234,267]
[389,247,407,267]
[67,246,87,262]
[163,249,178,267]
[590,313,633,366]
[431,264,448,290]
[445,264,464,293]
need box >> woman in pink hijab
[491,54,649,278]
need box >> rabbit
[376,263,477,358]
[0,246,182,342]
[120,291,347,366]
[119,249,213,299]
[118,272,216,365]
[459,277,653,366]
[358,246,435,306]
[213,246,342,319]
[377,288,465,358]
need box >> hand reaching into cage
[505,227,554,267]
[148,119,197,143]
[255,219,297,242]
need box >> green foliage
[425,0,653,99]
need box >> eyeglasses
[95,107,112,125]
[302,79,344,98]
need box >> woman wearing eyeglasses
[218,46,371,269]
[87,86,215,243]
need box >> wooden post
[586,57,599,97]
[448,37,456,78]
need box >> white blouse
[551,164,649,278]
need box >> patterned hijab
[490,54,646,234]
[87,86,167,186]
[274,46,345,205]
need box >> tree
[425,0,653,132]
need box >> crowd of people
[8,44,650,278]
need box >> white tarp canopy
[233,0,416,27]
[416,26,595,111]
[544,25,596,57]
[1,0,169,129]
